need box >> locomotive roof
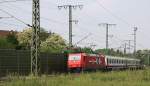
[69,53,99,57]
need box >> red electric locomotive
[68,53,106,72]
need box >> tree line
[0,28,66,53]
[0,28,149,65]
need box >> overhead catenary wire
[73,1,130,49]
[0,1,111,40]
[0,0,31,4]
[94,0,138,49]
[0,0,148,50]
[95,0,133,27]
[0,9,31,27]
[0,3,83,39]
[0,21,25,27]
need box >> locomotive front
[68,53,83,72]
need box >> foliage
[6,34,18,45]
[135,50,150,65]
[0,28,67,53]
[4,69,150,86]
[0,37,13,49]
[80,47,94,53]
[40,33,66,53]
[17,28,32,49]
[17,28,50,49]
[63,47,94,54]
[0,33,18,49]
[95,48,124,56]
[63,47,81,54]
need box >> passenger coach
[105,56,141,70]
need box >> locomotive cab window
[69,55,81,61]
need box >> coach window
[112,59,114,64]
[128,60,129,65]
[107,58,109,64]
[137,61,139,65]
[110,59,112,64]
[113,59,115,64]
[111,59,113,64]
[115,59,117,64]
[131,61,133,65]
[113,59,114,64]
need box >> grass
[2,68,150,86]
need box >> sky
[0,0,150,51]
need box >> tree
[0,32,19,49]
[6,33,18,45]
[40,33,67,53]
[17,28,49,49]
[81,47,94,53]
[135,50,150,65]
[95,48,124,56]
[0,37,15,49]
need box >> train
[0,50,144,76]
[68,53,143,72]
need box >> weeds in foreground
[3,69,150,86]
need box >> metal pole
[129,40,131,54]
[69,5,72,48]
[148,53,150,66]
[98,23,116,54]
[31,0,40,76]
[106,24,108,49]
[58,5,83,48]
[134,27,137,55]
[124,43,127,54]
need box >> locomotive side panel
[83,55,99,70]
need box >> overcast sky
[0,0,150,51]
